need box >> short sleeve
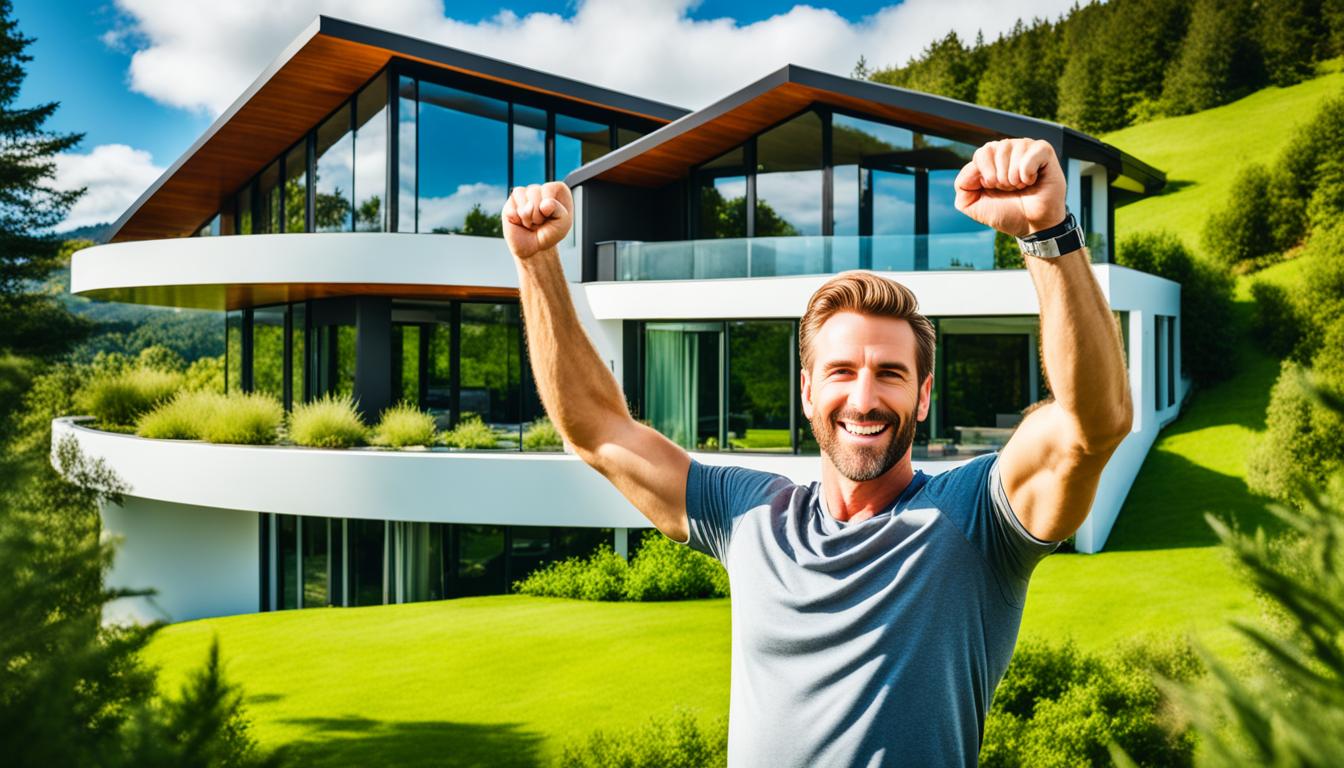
[928,453,1058,607]
[681,460,791,564]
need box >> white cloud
[109,0,1081,116]
[418,182,507,232]
[53,144,164,231]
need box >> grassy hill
[142,70,1342,765]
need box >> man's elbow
[1081,395,1133,456]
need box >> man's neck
[820,453,916,524]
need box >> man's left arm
[955,139,1133,543]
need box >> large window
[418,82,508,235]
[354,77,387,232]
[315,104,354,233]
[727,321,793,452]
[252,306,285,400]
[283,142,307,233]
[512,104,547,188]
[348,519,386,607]
[397,76,417,233]
[460,302,521,429]
[554,113,610,181]
[257,161,281,235]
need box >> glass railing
[601,231,1108,282]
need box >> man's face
[801,311,933,482]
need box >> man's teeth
[843,422,887,436]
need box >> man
[501,138,1132,767]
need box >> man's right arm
[503,183,691,543]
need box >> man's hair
[799,271,936,384]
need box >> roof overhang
[110,16,687,244]
[565,65,1165,195]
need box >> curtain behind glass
[645,327,699,450]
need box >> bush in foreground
[1248,362,1344,501]
[514,531,728,601]
[371,403,437,448]
[560,708,728,768]
[288,395,367,448]
[76,367,183,430]
[441,413,501,449]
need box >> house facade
[56,17,1186,624]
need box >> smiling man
[502,137,1132,767]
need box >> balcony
[596,232,1109,282]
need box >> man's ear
[916,373,933,422]
[800,368,814,419]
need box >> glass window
[509,525,553,585]
[277,514,298,610]
[402,522,445,602]
[454,524,504,597]
[258,161,281,234]
[943,334,1030,433]
[283,142,307,233]
[644,322,723,450]
[347,518,385,607]
[512,104,547,188]
[397,76,417,233]
[251,305,285,400]
[226,309,244,393]
[392,323,422,406]
[315,104,354,232]
[554,113,609,181]
[928,168,993,269]
[354,76,387,232]
[831,114,915,238]
[754,111,823,237]
[236,183,253,235]
[418,82,507,235]
[727,321,793,453]
[693,146,748,240]
[291,302,306,406]
[310,319,356,400]
[615,126,644,147]
[460,302,520,432]
[302,516,329,608]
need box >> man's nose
[847,369,880,413]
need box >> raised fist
[953,138,1067,238]
[503,182,573,259]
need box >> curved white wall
[70,233,580,309]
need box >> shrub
[136,390,224,440]
[1278,91,1344,205]
[560,708,728,768]
[199,392,283,445]
[1292,221,1344,363]
[1201,164,1297,270]
[1248,280,1303,360]
[76,367,184,429]
[624,530,729,600]
[522,416,563,451]
[1306,154,1344,233]
[371,403,437,448]
[981,638,1200,768]
[183,355,225,392]
[1247,361,1344,501]
[288,394,367,448]
[1117,231,1236,385]
[441,414,501,450]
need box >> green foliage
[1292,222,1344,363]
[514,531,729,602]
[624,531,730,601]
[1256,0,1323,87]
[1306,153,1344,232]
[870,30,984,103]
[1278,91,1344,205]
[522,415,563,451]
[136,390,222,440]
[184,354,226,392]
[1201,163,1298,269]
[1162,0,1263,116]
[136,391,282,445]
[1116,231,1236,385]
[437,203,503,237]
[994,230,1025,269]
[560,708,728,768]
[981,638,1200,768]
[371,402,438,448]
[442,413,502,449]
[76,366,184,430]
[1248,362,1344,500]
[974,20,1063,119]
[1248,280,1303,359]
[1165,394,1344,765]
[287,394,368,448]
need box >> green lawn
[1106,58,1343,254]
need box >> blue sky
[17,0,1076,230]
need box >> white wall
[101,496,259,624]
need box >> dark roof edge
[110,15,689,241]
[1062,126,1166,193]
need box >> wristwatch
[1017,212,1084,259]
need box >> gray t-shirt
[680,452,1057,768]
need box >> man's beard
[811,394,920,482]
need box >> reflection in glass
[301,516,329,607]
[512,104,547,188]
[291,302,306,406]
[257,161,281,235]
[283,142,307,233]
[694,146,747,239]
[755,111,822,238]
[928,169,994,269]
[278,514,298,610]
[315,104,354,232]
[509,526,552,584]
[460,302,520,429]
[943,334,1029,432]
[455,524,504,597]
[418,82,507,236]
[252,306,285,400]
[236,183,253,235]
[554,113,609,181]
[402,522,444,602]
[311,321,356,399]
[348,519,385,607]
[728,321,792,452]
[426,320,452,415]
[398,77,417,233]
[645,323,722,450]
[226,310,243,393]
[354,76,387,232]
[393,323,421,406]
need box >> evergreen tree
[0,0,89,357]
[1105,0,1191,124]
[975,19,1062,120]
[1056,3,1114,132]
[1327,0,1344,57]
[870,31,984,103]
[1257,0,1324,86]
[1162,0,1264,115]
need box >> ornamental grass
[522,415,563,451]
[77,367,184,430]
[441,413,503,450]
[136,390,283,445]
[288,394,368,448]
[371,403,438,448]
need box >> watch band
[1017,213,1084,259]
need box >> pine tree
[870,31,984,103]
[975,19,1063,120]
[0,0,89,357]
[1056,3,1114,132]
[1257,0,1324,87]
[1162,0,1264,116]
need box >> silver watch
[1017,213,1085,259]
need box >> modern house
[55,17,1185,624]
